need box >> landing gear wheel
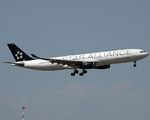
[133,61,137,67]
[79,73,84,76]
[71,69,79,76]
[83,70,87,74]
[74,70,79,74]
[133,64,137,67]
[71,73,75,76]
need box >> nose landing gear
[133,61,137,67]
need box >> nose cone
[145,52,149,57]
[139,50,149,59]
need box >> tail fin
[7,43,34,61]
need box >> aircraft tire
[133,64,137,67]
[71,73,75,76]
[74,70,79,74]
[83,70,87,74]
[79,73,84,76]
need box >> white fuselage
[14,49,148,71]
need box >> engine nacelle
[79,62,110,69]
[79,62,95,69]
[95,65,110,69]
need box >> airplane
[4,43,149,76]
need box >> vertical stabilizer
[7,43,34,61]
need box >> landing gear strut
[133,61,137,67]
[71,69,79,76]
[79,69,87,76]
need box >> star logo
[15,51,23,60]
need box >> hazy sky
[0,1,150,120]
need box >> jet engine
[79,62,110,69]
[79,62,95,69]
[95,65,110,69]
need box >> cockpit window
[140,51,145,53]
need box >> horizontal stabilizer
[3,62,24,67]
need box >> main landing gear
[71,69,87,76]
[133,61,137,67]
[71,69,79,76]
[79,69,87,76]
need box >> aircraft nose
[146,52,149,57]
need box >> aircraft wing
[31,54,83,66]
